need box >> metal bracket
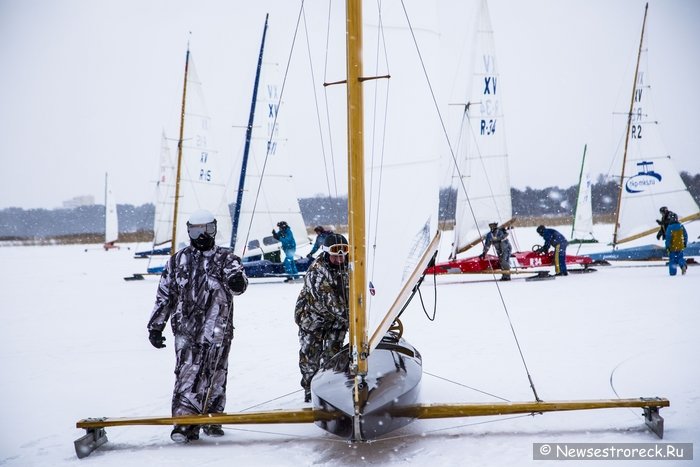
[643,405,664,439]
[74,424,108,459]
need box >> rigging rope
[399,0,541,402]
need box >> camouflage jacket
[294,257,349,333]
[483,228,511,254]
[147,245,247,345]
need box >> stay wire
[424,371,510,402]
[399,0,541,402]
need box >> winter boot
[171,425,200,443]
[681,264,688,275]
[203,424,225,437]
[499,275,511,281]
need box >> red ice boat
[426,249,593,275]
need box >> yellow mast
[345,0,369,395]
[170,47,190,255]
[612,3,648,247]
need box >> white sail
[570,146,596,242]
[152,130,176,247]
[450,0,511,257]
[361,1,441,336]
[172,55,233,251]
[104,172,118,245]
[614,10,700,245]
[233,57,308,259]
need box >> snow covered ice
[0,224,698,466]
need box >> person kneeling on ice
[479,222,512,281]
[665,213,688,276]
[535,225,569,276]
[294,233,350,403]
[147,209,248,443]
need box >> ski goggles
[322,243,349,256]
[187,221,217,239]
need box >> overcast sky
[1,0,698,210]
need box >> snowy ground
[1,225,698,466]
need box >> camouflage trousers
[171,339,231,417]
[298,326,347,390]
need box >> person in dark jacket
[147,209,248,443]
[665,213,688,276]
[307,225,334,258]
[272,220,299,281]
[656,206,678,240]
[479,222,512,281]
[294,233,349,402]
[535,225,569,276]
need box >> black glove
[149,330,166,349]
[656,219,662,225]
[306,253,313,259]
[478,253,486,260]
[656,231,663,240]
[227,272,247,293]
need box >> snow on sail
[171,54,233,252]
[570,145,597,243]
[612,5,700,246]
[232,47,308,260]
[152,130,176,247]
[450,0,511,258]
[360,0,441,338]
[103,172,118,249]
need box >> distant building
[62,195,95,209]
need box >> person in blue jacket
[272,220,299,281]
[535,225,569,276]
[665,213,688,276]
[307,225,334,258]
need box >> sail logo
[625,161,662,193]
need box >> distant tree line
[2,172,699,240]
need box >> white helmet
[188,209,215,225]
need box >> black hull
[311,335,422,440]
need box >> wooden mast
[345,0,369,412]
[612,3,648,247]
[170,46,190,255]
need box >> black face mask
[323,252,348,270]
[191,234,215,251]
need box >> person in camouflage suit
[294,233,349,402]
[147,209,248,443]
[479,222,512,281]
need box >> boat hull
[311,335,422,441]
[242,257,311,278]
